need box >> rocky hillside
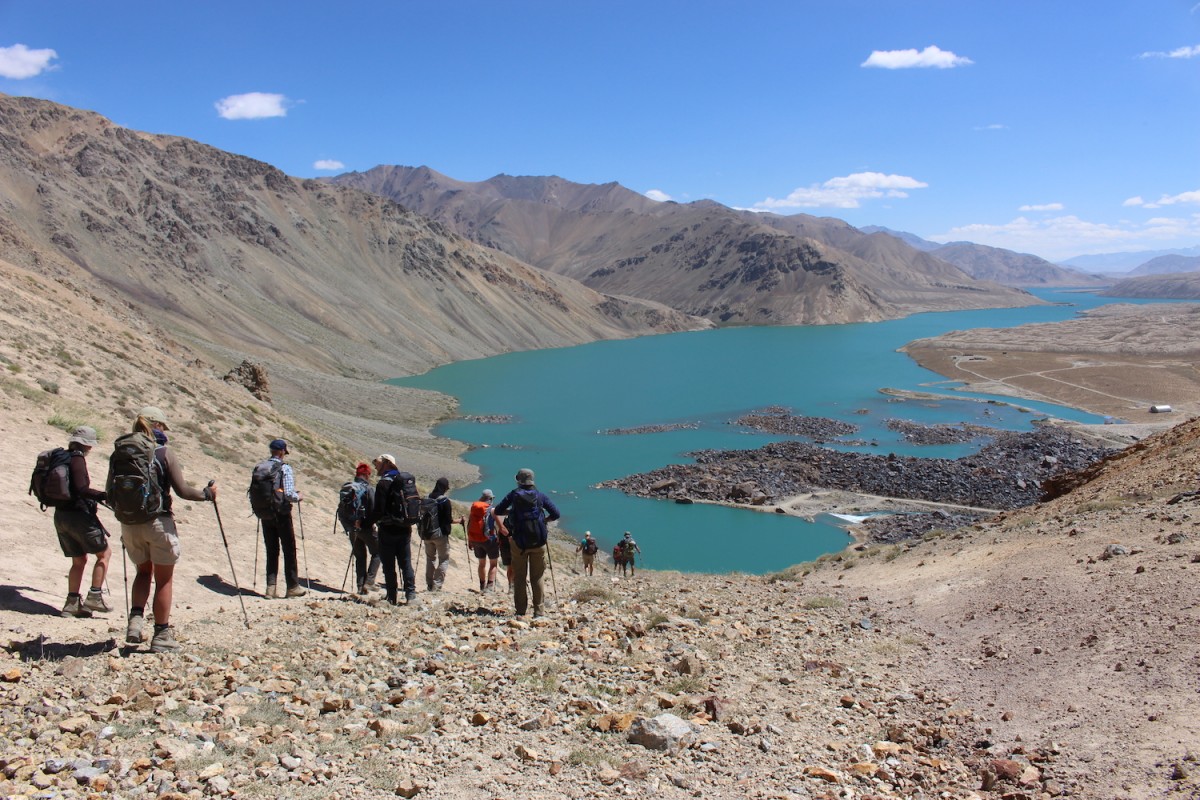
[0,94,704,471]
[1101,272,1200,299]
[329,166,1037,326]
[1129,254,1200,276]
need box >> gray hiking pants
[423,535,450,591]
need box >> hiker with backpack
[494,468,560,618]
[466,489,501,592]
[249,439,305,599]
[419,477,458,592]
[109,407,215,653]
[338,462,380,594]
[35,426,113,617]
[576,530,598,576]
[619,531,642,576]
[369,454,419,605]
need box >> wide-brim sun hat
[376,454,396,467]
[68,426,99,447]
[482,489,494,499]
[515,468,535,486]
[138,406,170,430]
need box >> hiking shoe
[265,584,278,599]
[126,614,146,644]
[285,585,307,598]
[61,595,92,618]
[149,625,180,653]
[404,592,417,605]
[83,589,112,613]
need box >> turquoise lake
[393,290,1174,574]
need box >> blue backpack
[338,480,369,528]
[508,489,545,549]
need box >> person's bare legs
[130,561,174,624]
[89,546,111,591]
[67,556,87,596]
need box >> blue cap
[269,438,289,454]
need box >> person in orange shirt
[466,489,500,592]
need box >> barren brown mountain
[329,166,1038,326]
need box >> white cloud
[0,43,58,79]
[1123,188,1200,210]
[1019,203,1064,212]
[313,159,345,170]
[1139,44,1200,59]
[932,213,1200,261]
[861,45,973,69]
[644,189,672,202]
[215,92,288,120]
[974,123,1008,131]
[754,172,929,210]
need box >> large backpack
[29,448,74,510]
[507,489,546,550]
[416,496,444,540]
[383,471,422,525]
[583,538,598,555]
[338,480,369,529]
[106,432,164,524]
[248,459,287,519]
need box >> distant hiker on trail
[370,455,418,605]
[467,489,500,592]
[250,439,305,599]
[576,530,598,576]
[41,426,112,617]
[338,462,379,594]
[494,468,560,618]
[109,407,215,653]
[420,477,458,592]
[618,531,642,577]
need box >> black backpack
[416,496,444,540]
[508,489,546,549]
[583,538,598,555]
[338,480,369,528]
[383,471,422,524]
[30,448,74,510]
[106,433,165,524]
[248,459,287,519]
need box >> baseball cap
[355,462,372,477]
[481,488,494,499]
[138,406,170,430]
[269,438,289,454]
[68,426,99,447]
[515,468,535,486]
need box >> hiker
[466,489,500,592]
[370,455,417,605]
[612,541,627,575]
[494,468,560,617]
[339,462,380,594]
[421,477,457,592]
[576,530,598,576]
[620,531,642,576]
[111,407,216,653]
[252,439,305,599]
[53,426,112,617]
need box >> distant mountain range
[1101,272,1200,300]
[1061,246,1200,273]
[860,227,1107,287]
[329,166,1038,326]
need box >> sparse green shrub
[38,378,60,394]
[800,596,842,610]
[573,585,616,604]
[47,413,87,432]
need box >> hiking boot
[149,625,180,653]
[265,583,278,599]
[126,614,146,644]
[61,595,92,618]
[404,592,417,605]
[285,585,307,598]
[83,588,112,613]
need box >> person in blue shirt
[494,468,560,617]
[261,438,305,598]
[369,454,417,605]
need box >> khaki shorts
[121,515,181,566]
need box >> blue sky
[2,1,1198,262]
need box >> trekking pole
[545,540,559,603]
[209,482,251,629]
[121,540,129,620]
[341,549,353,593]
[297,502,310,590]
[252,519,260,591]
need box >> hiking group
[33,410,642,653]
